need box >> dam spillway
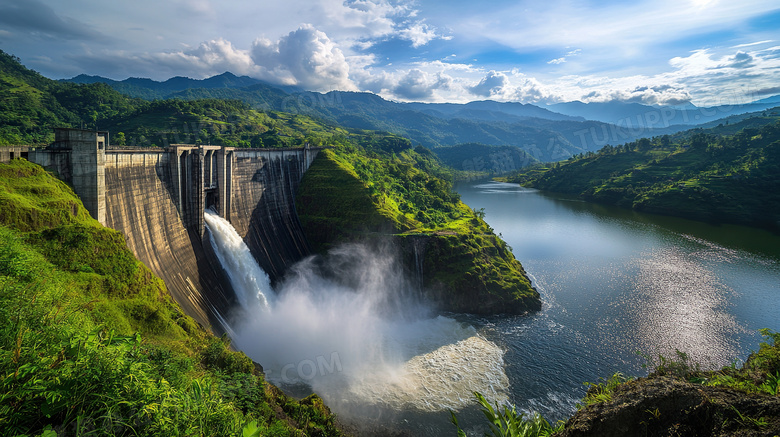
[6,128,321,332]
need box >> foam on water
[203,211,509,415]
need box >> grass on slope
[297,142,539,314]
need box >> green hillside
[0,50,144,145]
[506,113,780,230]
[0,159,342,436]
[297,142,540,314]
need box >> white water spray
[204,209,273,310]
[203,210,509,416]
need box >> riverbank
[503,117,780,233]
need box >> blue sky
[1,0,778,106]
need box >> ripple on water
[625,246,745,368]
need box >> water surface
[455,181,780,422]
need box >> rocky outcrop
[296,150,541,315]
[417,233,540,314]
[558,376,780,437]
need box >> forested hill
[0,50,413,150]
[505,112,780,230]
[0,51,143,145]
[59,64,697,161]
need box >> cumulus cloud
[161,39,256,75]
[65,38,255,80]
[66,25,358,91]
[594,85,693,106]
[393,69,435,99]
[469,71,509,97]
[722,51,755,69]
[466,70,553,103]
[509,75,553,103]
[251,24,356,91]
[397,21,449,48]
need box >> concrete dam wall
[8,129,320,332]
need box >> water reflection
[456,180,780,423]
[627,246,742,368]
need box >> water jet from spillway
[203,210,509,416]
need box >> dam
[2,128,321,331]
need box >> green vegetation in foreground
[296,139,540,314]
[0,159,341,436]
[452,330,780,436]
[451,392,563,437]
[505,116,780,230]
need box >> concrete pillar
[171,149,184,216]
[54,128,106,224]
[194,147,205,237]
[216,147,234,220]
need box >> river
[208,181,780,435]
[454,180,780,423]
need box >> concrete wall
[103,150,235,329]
[101,146,320,332]
[0,147,32,163]
[3,137,320,332]
[228,148,318,282]
[53,129,107,224]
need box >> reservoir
[455,180,780,423]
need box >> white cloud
[469,71,509,97]
[731,40,774,49]
[397,21,449,48]
[251,24,357,91]
[66,25,358,91]
[392,69,436,99]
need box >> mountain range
[46,70,780,165]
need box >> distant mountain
[405,100,583,122]
[432,143,539,174]
[753,94,780,105]
[63,72,271,99]
[548,97,780,129]
[62,72,692,161]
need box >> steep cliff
[296,148,540,314]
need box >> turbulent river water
[204,178,780,435]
